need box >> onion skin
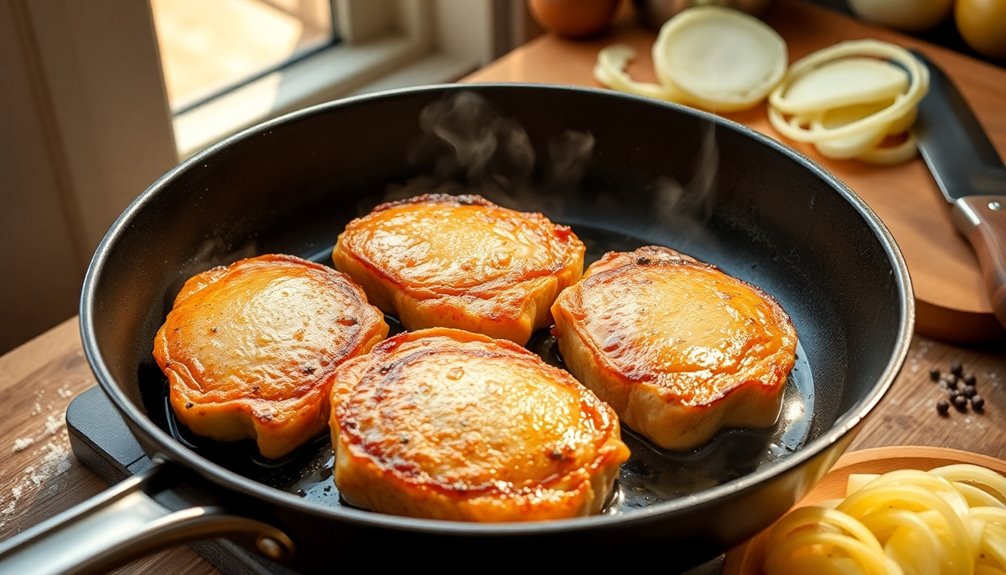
[955,0,1006,60]
[848,0,953,33]
[528,0,620,39]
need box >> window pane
[151,0,336,112]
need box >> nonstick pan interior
[81,84,911,565]
[142,223,822,514]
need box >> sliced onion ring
[767,40,929,143]
[813,127,887,160]
[772,57,909,115]
[593,44,684,102]
[652,6,787,112]
[812,100,916,159]
[855,132,919,165]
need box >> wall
[0,0,177,354]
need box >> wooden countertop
[1,2,1004,573]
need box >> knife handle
[952,196,1006,329]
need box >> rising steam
[386,90,721,251]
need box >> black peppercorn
[951,361,963,377]
[971,395,985,411]
[949,388,961,401]
[936,400,950,415]
[953,395,968,410]
[929,368,941,381]
[965,374,977,387]
[943,374,959,388]
[963,385,977,398]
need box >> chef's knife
[913,51,1006,330]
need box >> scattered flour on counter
[12,437,34,452]
[45,414,64,435]
[27,441,72,486]
[2,409,74,526]
[2,486,23,528]
[909,340,931,361]
[904,341,935,376]
[0,387,75,529]
[986,371,1002,389]
[30,390,45,416]
[2,499,15,515]
[0,490,9,522]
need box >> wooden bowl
[722,445,1006,575]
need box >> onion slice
[772,57,909,115]
[767,40,929,143]
[811,100,916,159]
[857,132,919,165]
[593,44,683,102]
[813,126,888,160]
[651,6,787,112]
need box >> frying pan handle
[952,195,1006,330]
[0,460,295,574]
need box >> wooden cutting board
[465,0,1006,343]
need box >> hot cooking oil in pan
[526,332,814,514]
[148,223,815,515]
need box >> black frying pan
[0,84,913,573]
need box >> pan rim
[79,82,915,535]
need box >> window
[1,0,519,352]
[11,0,502,246]
[151,0,339,114]
[161,0,503,157]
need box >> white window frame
[0,0,504,352]
[9,0,497,251]
[174,0,498,158]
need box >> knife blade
[913,50,1006,330]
